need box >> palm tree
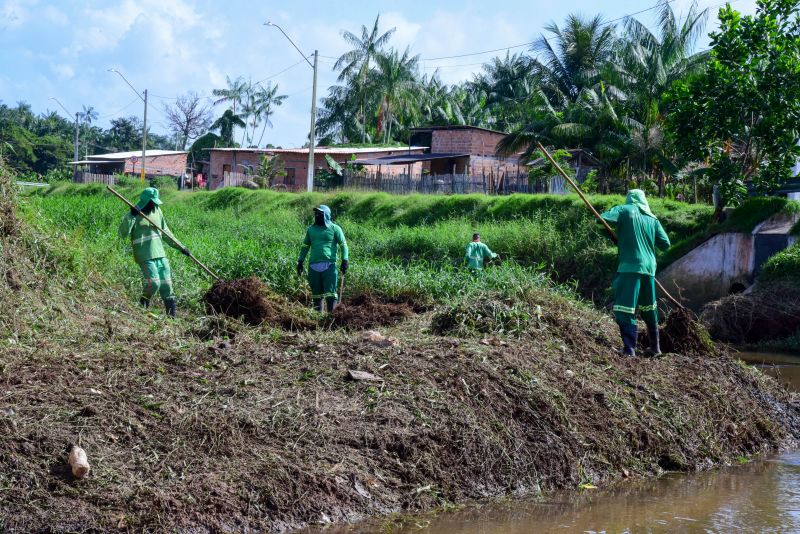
[334,15,396,142]
[613,0,708,188]
[211,109,246,146]
[532,14,617,105]
[78,105,98,157]
[419,73,464,126]
[371,47,420,143]
[213,76,249,143]
[473,53,537,131]
[254,83,287,147]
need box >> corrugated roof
[87,150,187,160]
[410,125,508,136]
[352,153,471,165]
[206,146,428,155]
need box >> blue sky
[0,0,757,148]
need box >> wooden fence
[321,171,539,195]
[75,172,116,185]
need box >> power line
[97,97,141,120]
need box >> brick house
[205,146,427,190]
[348,126,523,178]
[72,150,188,178]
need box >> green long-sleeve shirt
[118,208,183,263]
[600,194,670,276]
[298,223,349,264]
[464,241,497,270]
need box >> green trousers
[139,257,175,302]
[307,265,338,300]
[612,273,658,327]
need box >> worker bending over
[297,205,349,312]
[600,190,670,356]
[118,187,190,317]
[464,233,498,271]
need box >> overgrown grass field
[21,183,714,309]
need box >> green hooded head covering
[136,187,163,210]
[314,205,332,228]
[626,189,656,218]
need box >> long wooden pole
[107,186,221,281]
[536,142,683,309]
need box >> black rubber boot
[313,299,324,313]
[618,324,638,357]
[139,296,150,308]
[647,325,662,356]
[326,297,338,313]
[164,298,177,318]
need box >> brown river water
[319,352,800,534]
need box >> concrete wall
[657,233,754,310]
[657,211,800,309]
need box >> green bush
[760,242,800,284]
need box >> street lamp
[49,97,80,180]
[265,21,318,193]
[108,68,148,183]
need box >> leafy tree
[210,109,245,146]
[665,0,800,206]
[255,154,287,188]
[187,132,222,173]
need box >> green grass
[21,185,715,307]
[761,241,800,284]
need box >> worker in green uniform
[464,233,498,271]
[600,190,671,356]
[297,205,349,313]
[118,187,190,317]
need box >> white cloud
[50,62,75,79]
[41,5,67,26]
[0,0,32,29]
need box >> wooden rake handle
[536,143,684,309]
[107,186,221,281]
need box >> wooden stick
[107,186,221,281]
[536,142,684,309]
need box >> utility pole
[307,50,318,193]
[142,89,148,183]
[109,69,147,183]
[49,97,79,180]
[265,21,319,193]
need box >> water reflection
[379,452,800,533]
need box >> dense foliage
[317,3,712,197]
[665,0,800,206]
[0,101,176,179]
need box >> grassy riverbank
[3,175,798,532]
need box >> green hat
[625,189,656,219]
[136,187,163,210]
